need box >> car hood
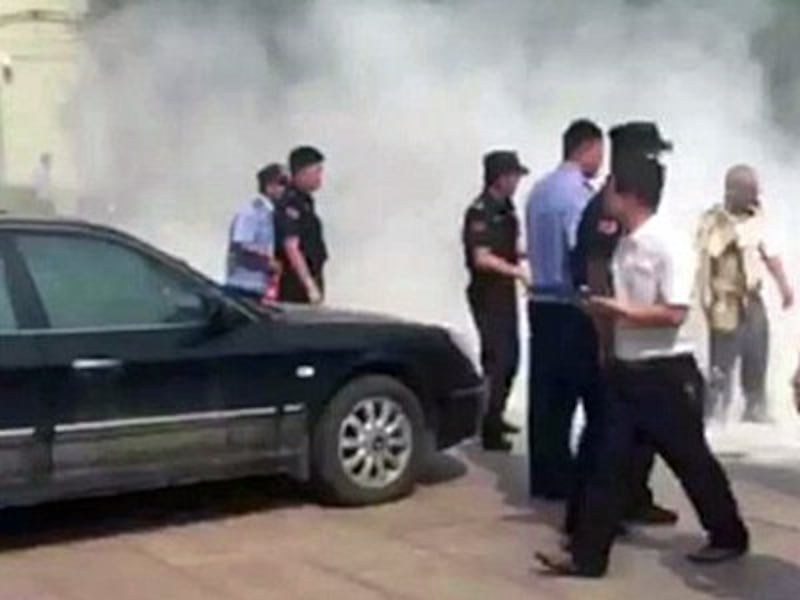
[267,303,418,327]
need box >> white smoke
[66,0,800,434]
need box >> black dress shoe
[687,544,748,564]
[627,503,679,526]
[499,420,521,434]
[481,436,512,452]
[534,551,603,578]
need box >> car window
[0,254,17,331]
[16,233,208,330]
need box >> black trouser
[564,380,658,533]
[468,286,519,434]
[571,355,749,575]
[528,302,601,497]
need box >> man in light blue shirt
[525,119,604,500]
[225,164,287,301]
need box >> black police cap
[484,150,530,185]
[609,122,673,157]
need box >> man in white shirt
[536,155,749,578]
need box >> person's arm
[283,236,322,303]
[761,246,794,309]
[472,247,530,286]
[465,206,530,287]
[585,296,688,327]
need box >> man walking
[225,164,287,302]
[526,119,604,499]
[463,151,531,451]
[275,146,328,304]
[537,155,749,578]
[566,123,678,534]
[697,164,794,422]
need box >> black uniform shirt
[571,191,621,292]
[275,186,328,285]
[462,192,519,294]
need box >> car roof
[0,215,210,282]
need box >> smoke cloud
[67,0,800,431]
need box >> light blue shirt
[526,163,592,302]
[226,195,275,294]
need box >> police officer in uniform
[275,146,328,304]
[463,151,530,451]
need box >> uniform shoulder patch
[469,218,488,233]
[597,218,619,236]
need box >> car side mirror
[203,296,246,336]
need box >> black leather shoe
[687,544,748,564]
[481,436,512,452]
[534,551,604,578]
[499,420,521,434]
[627,504,679,526]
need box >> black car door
[8,227,284,488]
[0,234,50,496]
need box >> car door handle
[71,358,124,371]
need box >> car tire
[311,375,426,506]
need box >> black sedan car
[0,217,485,507]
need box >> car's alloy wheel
[337,396,413,490]
[311,375,425,506]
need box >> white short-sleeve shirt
[612,213,696,361]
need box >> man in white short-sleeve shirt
[611,211,696,361]
[537,155,749,578]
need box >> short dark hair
[614,155,665,211]
[289,145,325,175]
[563,119,603,160]
[257,163,287,194]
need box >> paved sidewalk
[0,446,797,600]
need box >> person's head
[563,119,604,179]
[604,155,665,225]
[257,163,288,200]
[289,145,325,193]
[483,150,529,198]
[41,153,52,168]
[724,164,760,214]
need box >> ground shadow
[418,450,469,486]
[464,443,800,599]
[462,442,565,531]
[724,459,800,500]
[0,450,468,552]
[0,476,308,552]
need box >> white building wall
[0,0,86,212]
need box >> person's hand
[307,284,323,305]
[782,286,795,310]
[516,265,532,291]
[583,295,621,317]
[793,364,800,414]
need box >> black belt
[614,353,695,371]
